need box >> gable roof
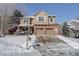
[34,10,48,16]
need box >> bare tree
[0,3,16,35]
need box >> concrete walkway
[56,35,79,50]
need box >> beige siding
[20,18,24,24]
[48,16,56,24]
[34,12,48,24]
[46,30,54,35]
[36,29,45,35]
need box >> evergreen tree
[62,22,70,36]
[11,9,24,24]
[14,9,24,18]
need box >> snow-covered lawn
[56,35,79,50]
[34,36,79,56]
[45,42,79,56]
[1,35,79,56]
[0,35,41,56]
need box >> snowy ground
[56,35,79,49]
[0,35,79,56]
[0,35,41,56]
[35,36,79,56]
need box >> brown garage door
[36,28,44,35]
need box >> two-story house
[17,11,60,36]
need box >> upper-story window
[50,18,53,22]
[38,16,44,21]
[24,18,29,23]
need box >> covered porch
[16,24,34,35]
[16,24,30,35]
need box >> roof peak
[33,10,48,16]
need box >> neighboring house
[68,20,79,38]
[17,11,60,36]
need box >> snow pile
[0,35,41,56]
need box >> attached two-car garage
[34,24,59,36]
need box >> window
[41,17,44,21]
[24,18,29,23]
[50,18,53,22]
[38,16,44,21]
[39,17,41,21]
[46,28,53,30]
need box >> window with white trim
[38,16,44,21]
[24,17,29,23]
[50,18,53,22]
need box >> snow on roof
[19,16,34,19]
[68,19,79,30]
[72,20,79,23]
[23,16,34,18]
[17,24,30,26]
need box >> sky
[17,3,79,24]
